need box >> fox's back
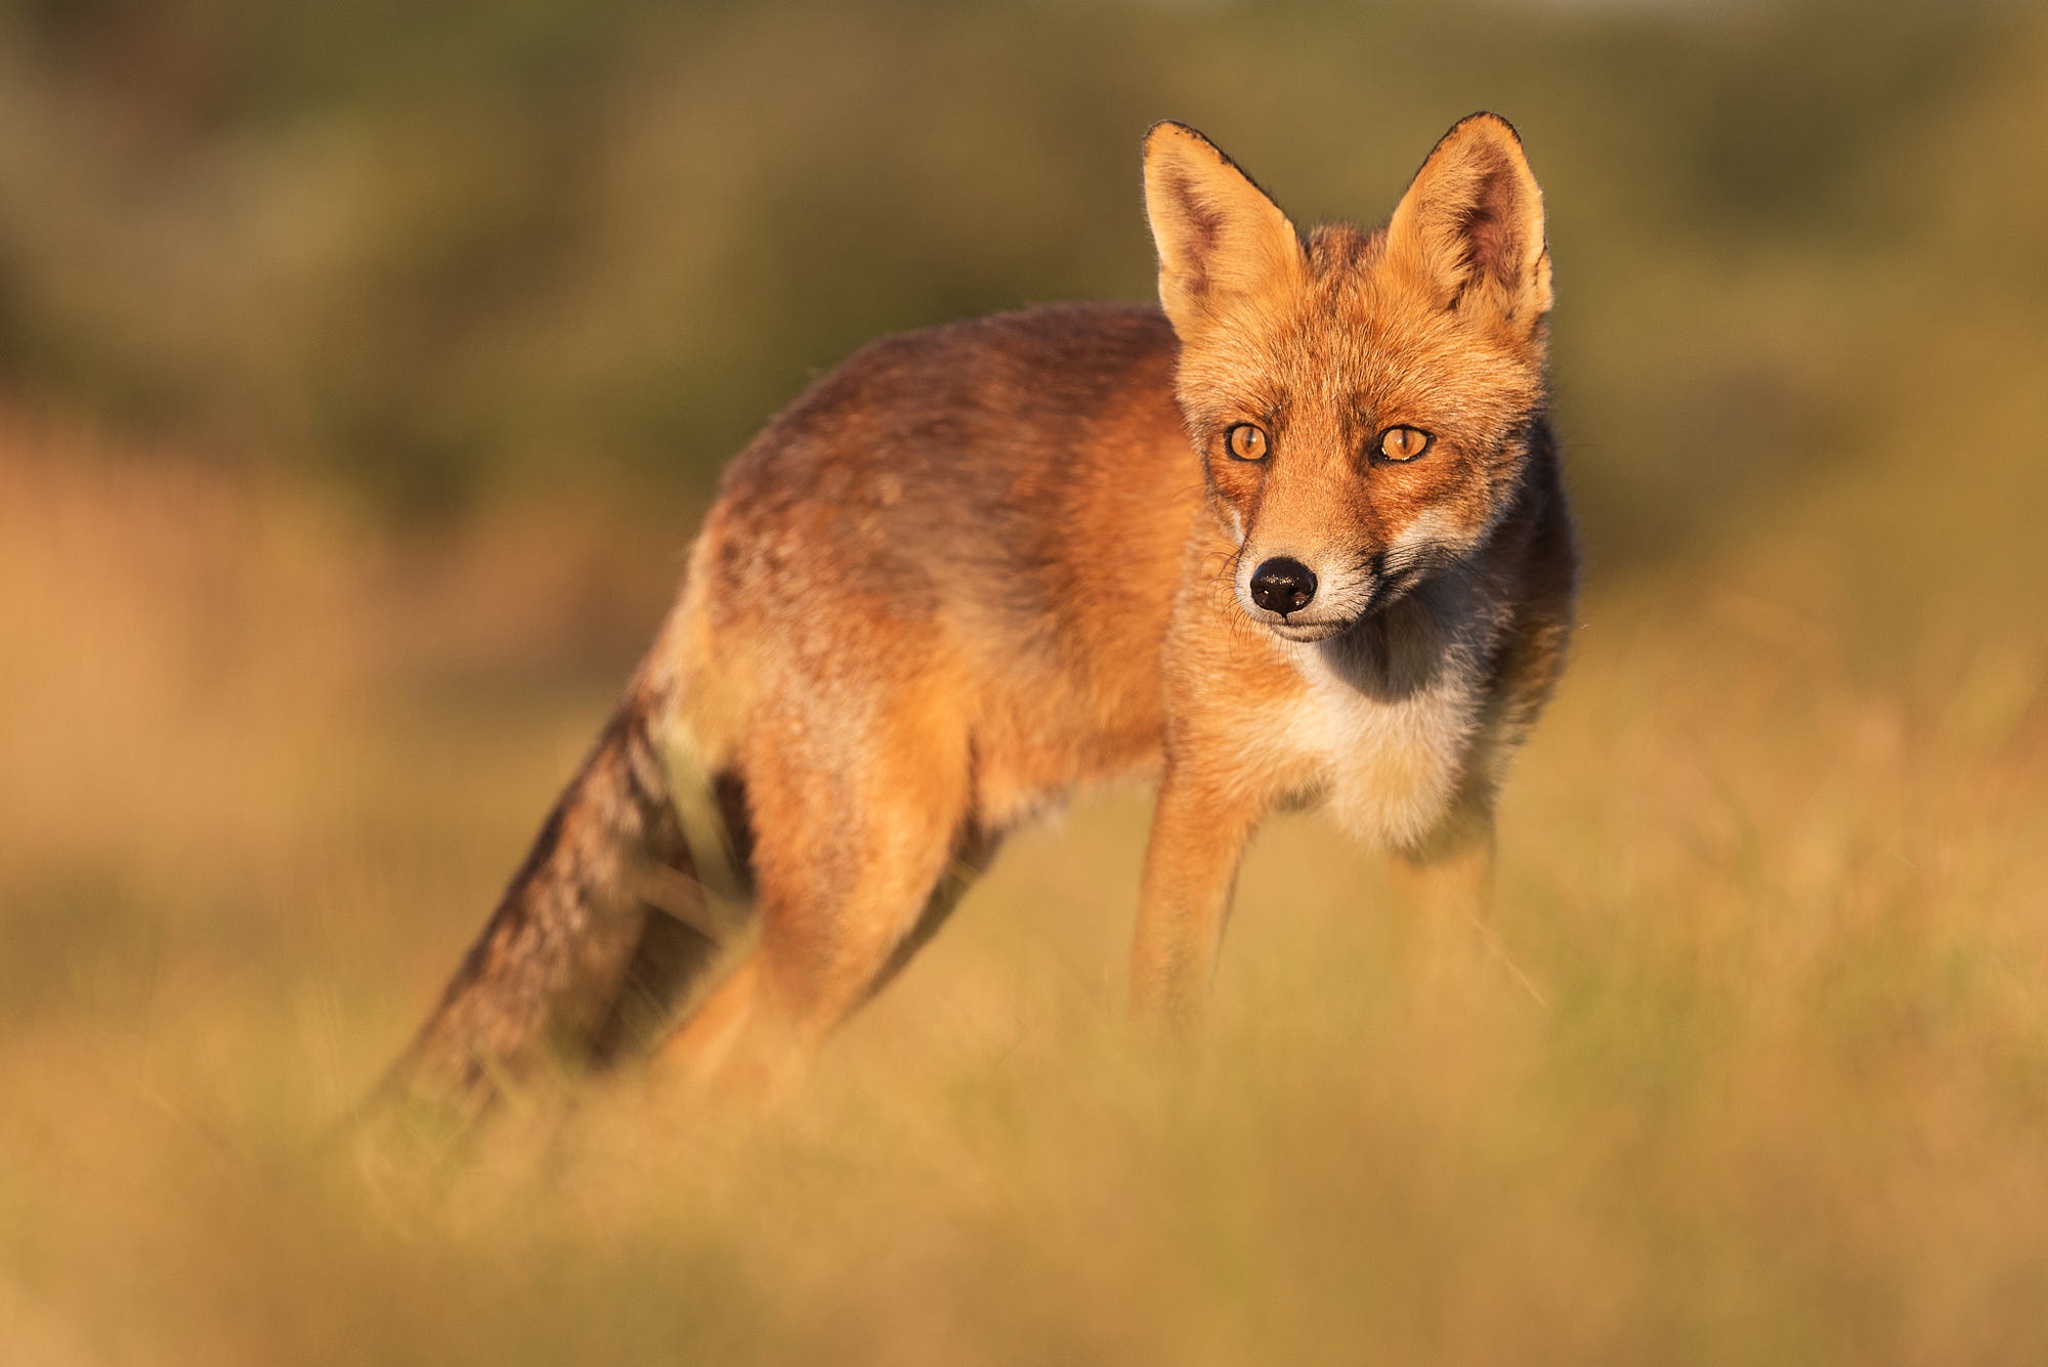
[676,303,1200,820]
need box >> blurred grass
[0,0,2029,535]
[4,0,2048,1363]
[2,388,2043,1362]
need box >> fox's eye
[1226,424,1269,461]
[1376,426,1432,462]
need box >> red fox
[382,113,1576,1120]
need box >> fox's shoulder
[706,301,1190,556]
[763,302,1179,439]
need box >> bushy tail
[373,670,744,1129]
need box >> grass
[5,5,2048,1360]
[2,358,2045,1366]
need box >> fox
[379,112,1576,1122]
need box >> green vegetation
[2,2,2046,1362]
[0,0,2029,531]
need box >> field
[4,346,2045,1363]
[4,2,2048,1363]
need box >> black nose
[1249,557,1317,615]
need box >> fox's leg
[1387,796,1545,1006]
[1129,762,1269,1033]
[1387,797,1495,926]
[651,693,980,1100]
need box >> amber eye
[1376,426,1432,462]
[1226,424,1269,461]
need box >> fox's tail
[371,661,747,1129]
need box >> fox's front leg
[1387,802,1544,1006]
[1387,805,1496,929]
[1130,763,1268,1033]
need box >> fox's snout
[1247,557,1317,616]
[1236,545,1378,641]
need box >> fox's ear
[1386,113,1551,332]
[1143,122,1305,339]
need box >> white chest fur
[1284,588,1500,850]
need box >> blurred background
[3,1,2046,1363]
[4,0,2035,539]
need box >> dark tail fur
[372,671,745,1128]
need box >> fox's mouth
[1264,617,1352,643]
[1247,568,1420,642]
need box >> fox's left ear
[1386,113,1552,333]
[1143,122,1306,340]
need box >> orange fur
[382,114,1577,1119]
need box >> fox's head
[1144,114,1553,642]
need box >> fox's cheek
[1218,501,1248,546]
[1204,483,1253,549]
[1207,457,1264,526]
[1207,473,1256,546]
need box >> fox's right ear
[1386,112,1552,335]
[1143,122,1305,340]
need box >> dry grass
[2,375,2045,1366]
[5,6,2047,1362]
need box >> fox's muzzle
[1236,546,1397,642]
[1248,557,1317,616]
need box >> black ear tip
[1451,111,1524,146]
[1144,120,1211,155]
